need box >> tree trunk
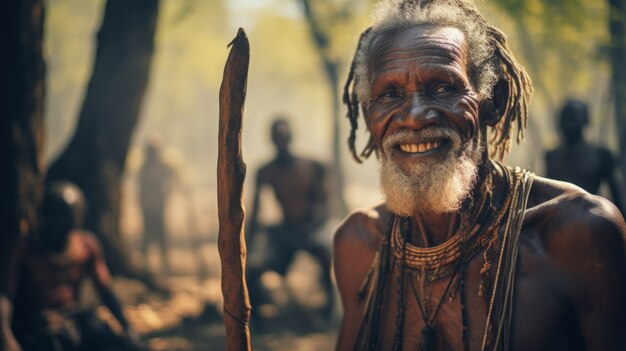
[300,0,348,215]
[47,0,162,290]
[609,0,626,208]
[0,0,45,289]
[325,60,349,216]
[510,17,549,170]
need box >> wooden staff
[217,28,252,351]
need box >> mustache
[382,127,461,152]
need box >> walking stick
[217,28,252,350]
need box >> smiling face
[365,24,485,215]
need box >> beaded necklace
[390,162,512,283]
[353,161,532,351]
[390,161,513,350]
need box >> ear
[361,104,385,153]
[480,78,509,127]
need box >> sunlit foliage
[44,0,617,203]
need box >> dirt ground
[101,246,339,351]
[111,184,341,350]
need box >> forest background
[45,0,621,245]
[3,0,624,348]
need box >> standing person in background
[138,134,175,276]
[246,118,334,328]
[546,99,623,214]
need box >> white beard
[379,127,482,216]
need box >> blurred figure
[0,181,143,351]
[546,99,623,213]
[138,134,174,276]
[246,118,333,326]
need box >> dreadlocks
[343,0,533,163]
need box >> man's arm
[84,233,130,332]
[334,210,382,351]
[0,296,20,351]
[557,197,626,350]
[0,238,25,351]
[246,169,265,250]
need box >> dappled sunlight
[27,0,624,350]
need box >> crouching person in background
[0,181,145,351]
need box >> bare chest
[377,241,578,351]
[267,163,317,195]
[26,242,91,289]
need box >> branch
[217,28,252,351]
[300,0,330,49]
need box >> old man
[334,0,626,350]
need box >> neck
[407,159,495,247]
[409,211,462,247]
[275,150,293,164]
[564,133,584,147]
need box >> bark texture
[46,0,162,289]
[300,0,348,216]
[217,28,253,351]
[0,0,46,291]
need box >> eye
[432,84,458,95]
[375,88,403,102]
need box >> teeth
[399,141,442,153]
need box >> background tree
[47,0,162,289]
[298,0,370,216]
[487,0,620,176]
[0,0,45,294]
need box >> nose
[391,93,440,132]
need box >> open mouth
[396,139,450,154]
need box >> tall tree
[0,0,45,299]
[494,0,625,200]
[299,0,358,215]
[47,0,162,289]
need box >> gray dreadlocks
[344,0,533,162]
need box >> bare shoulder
[75,230,104,257]
[526,176,626,346]
[334,204,390,312]
[256,162,272,179]
[334,204,390,349]
[299,156,324,167]
[525,176,626,267]
[334,203,389,251]
[296,156,326,173]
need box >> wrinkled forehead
[368,24,468,74]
